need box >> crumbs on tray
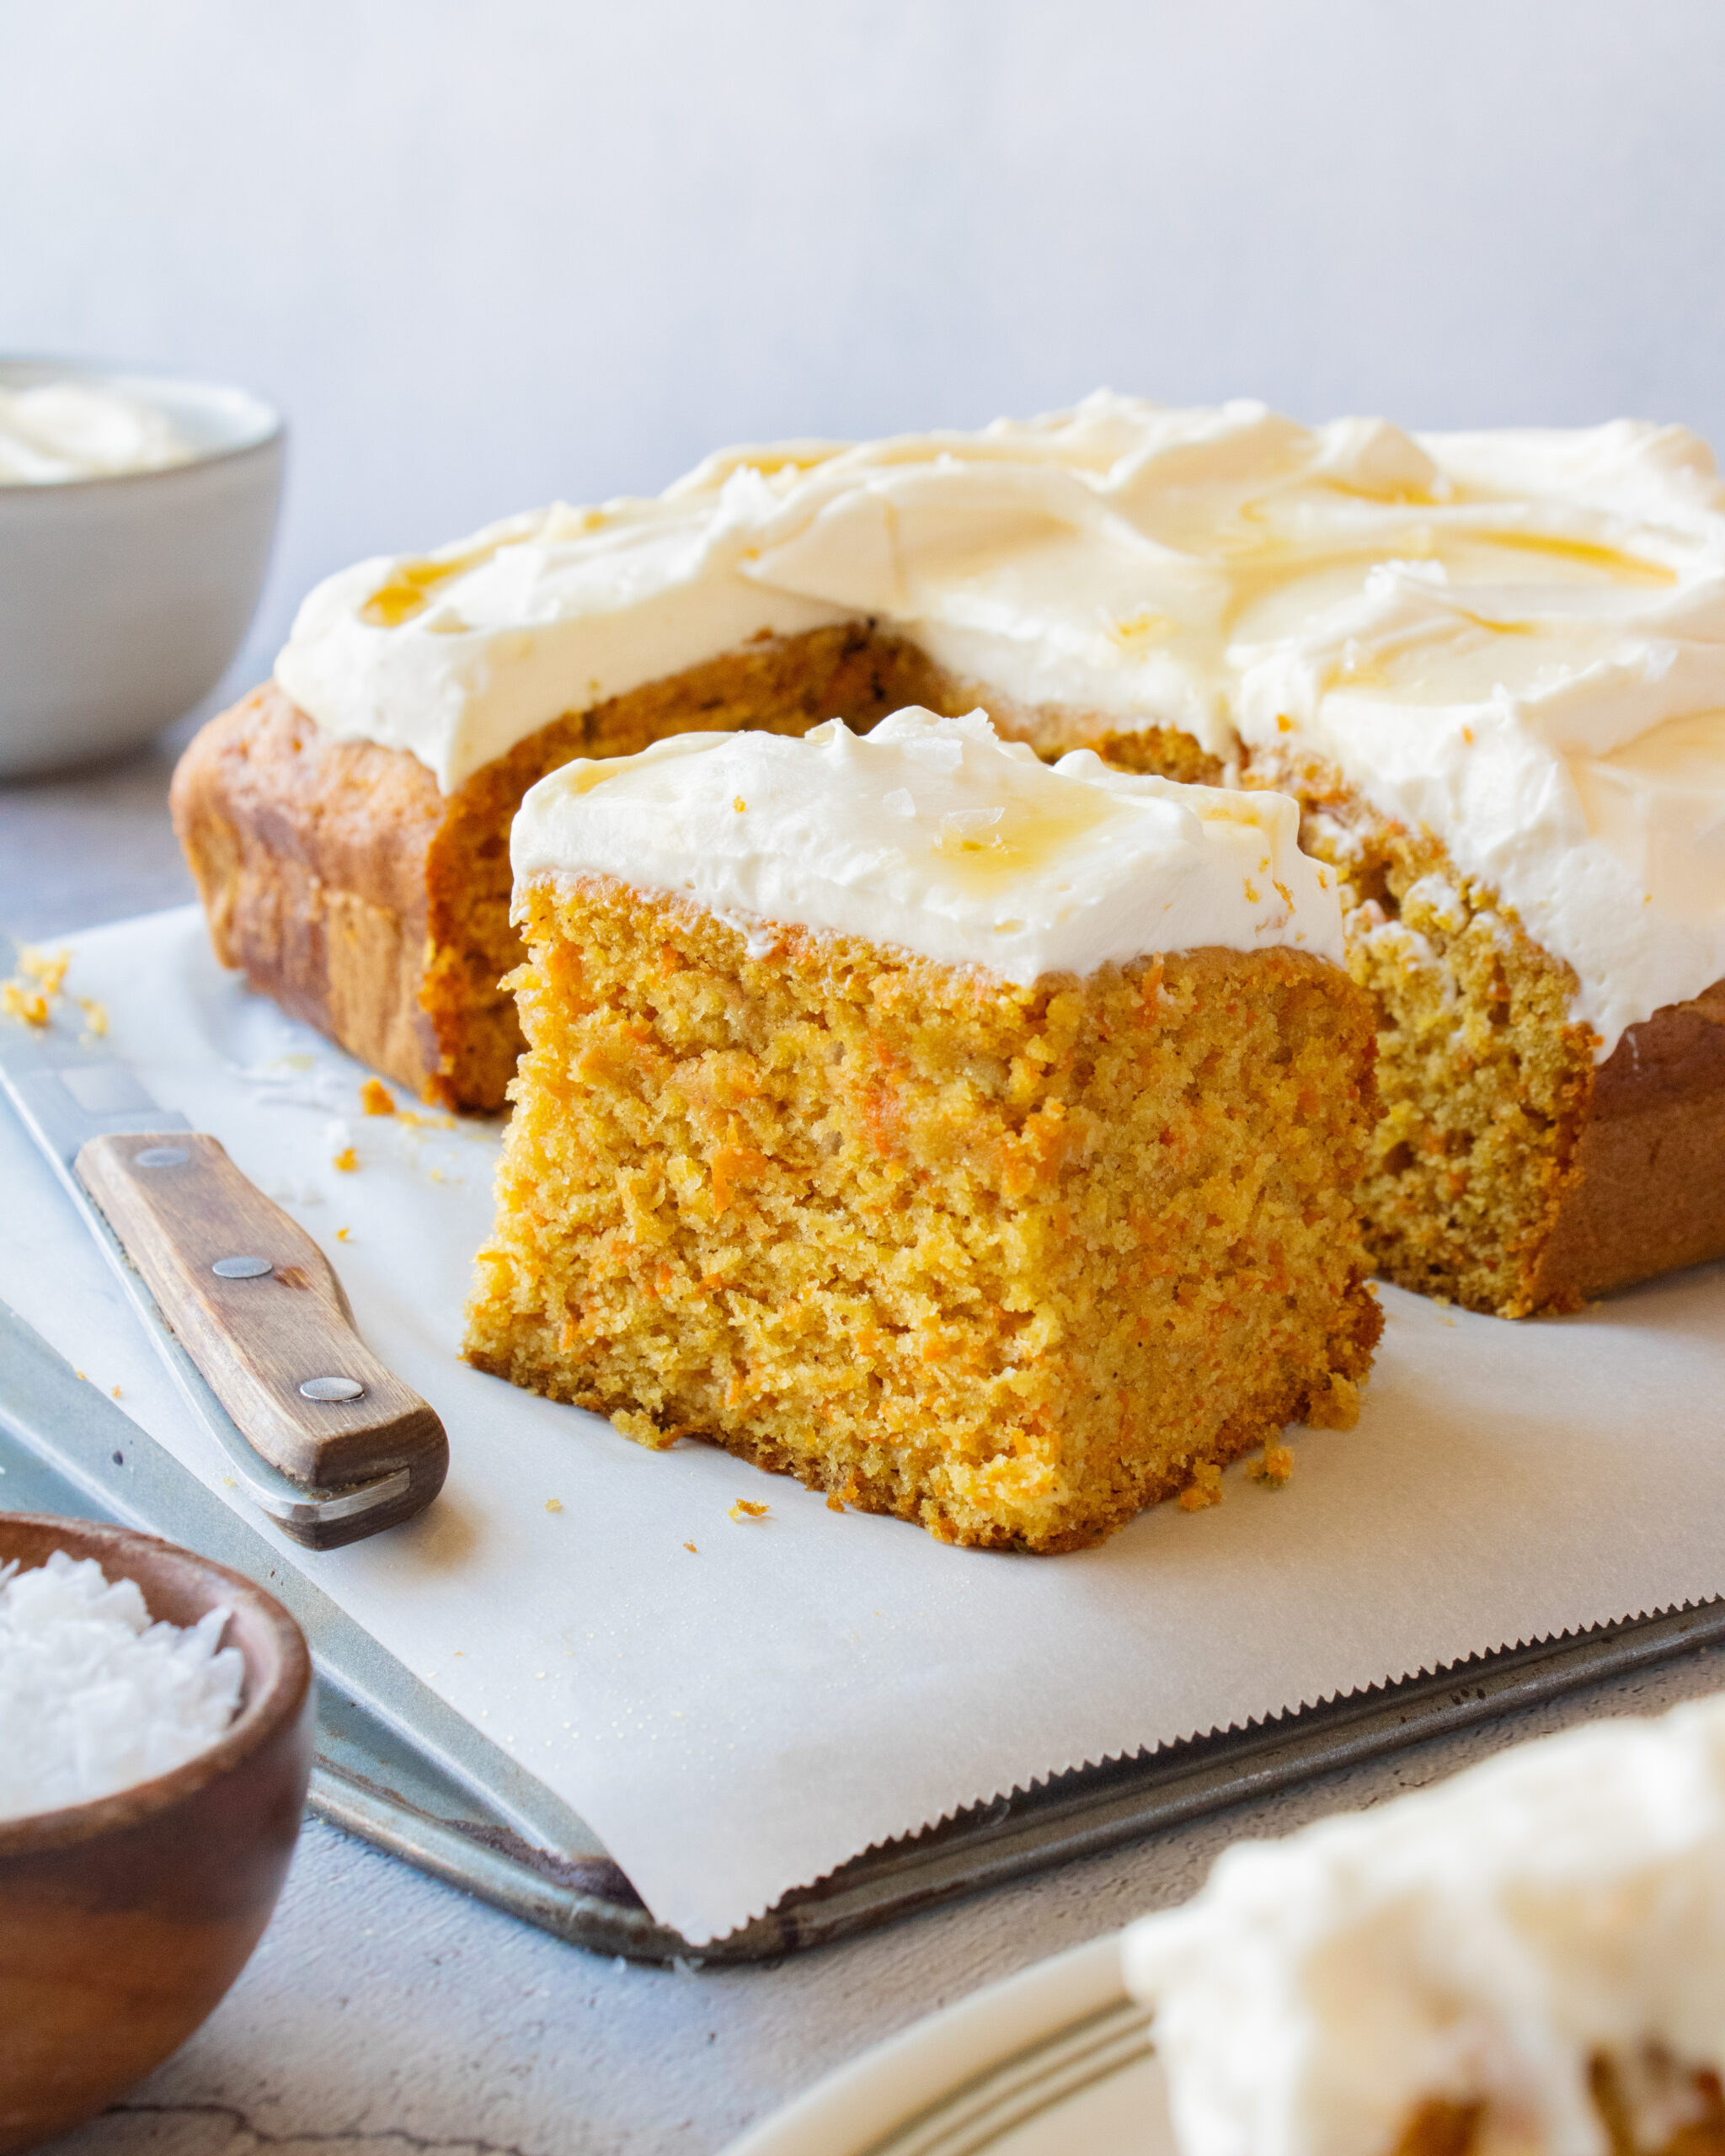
[729,1499,770,1523]
[1,978,50,1027]
[2,944,65,1027]
[1,947,107,1041]
[359,1077,396,1116]
[20,947,68,996]
[332,1146,359,1172]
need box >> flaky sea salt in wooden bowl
[0,1515,312,2156]
[0,1548,245,1820]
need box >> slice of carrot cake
[462,707,1380,1551]
[1124,1689,1725,2156]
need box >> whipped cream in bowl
[0,379,198,484]
[0,359,278,486]
[0,357,283,775]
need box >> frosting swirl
[511,707,1342,983]
[275,394,1725,1049]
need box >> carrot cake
[173,396,1725,1314]
[1123,1689,1725,2156]
[461,707,1381,1550]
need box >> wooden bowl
[0,1515,313,2156]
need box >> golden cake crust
[1524,976,1725,1307]
[169,682,448,1097]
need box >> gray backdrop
[5,0,1724,677]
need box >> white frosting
[510,707,1342,985]
[1122,1691,1725,2156]
[275,394,1725,1051]
[0,381,196,483]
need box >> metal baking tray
[5,1294,1723,1967]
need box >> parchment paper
[4,907,1722,1946]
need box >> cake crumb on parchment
[729,1500,771,1523]
[359,1077,396,1116]
[1247,1443,1295,1487]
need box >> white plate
[724,1933,1170,2156]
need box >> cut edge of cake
[462,860,1381,1552]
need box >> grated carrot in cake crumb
[464,879,1381,1552]
[684,1541,697,1553]
[359,1077,396,1116]
[1255,750,1608,1316]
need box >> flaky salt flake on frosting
[1122,1689,1725,2156]
[510,707,1342,985]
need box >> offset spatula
[0,935,447,1549]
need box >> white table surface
[11,725,1725,2156]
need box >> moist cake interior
[463,868,1381,1552]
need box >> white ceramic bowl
[0,357,284,779]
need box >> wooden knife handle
[76,1131,447,1531]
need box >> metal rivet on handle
[211,1255,274,1279]
[300,1375,366,1402]
[134,1145,190,1168]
